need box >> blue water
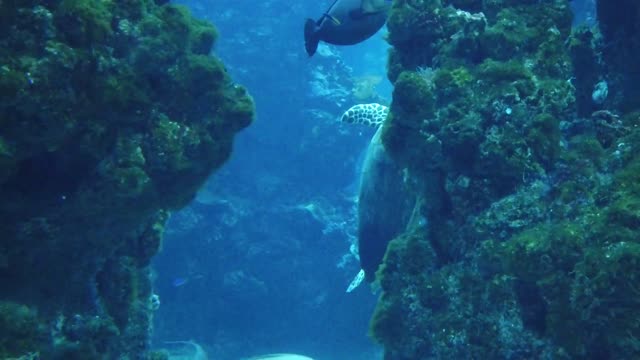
[152,1,597,359]
[152,1,389,359]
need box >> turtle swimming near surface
[304,0,391,57]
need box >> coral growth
[370,0,640,358]
[0,0,253,358]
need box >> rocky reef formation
[595,0,640,113]
[0,0,253,358]
[371,0,640,359]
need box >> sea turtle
[341,104,417,291]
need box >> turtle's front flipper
[346,269,366,292]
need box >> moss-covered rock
[526,113,561,167]
[596,0,640,112]
[0,1,254,358]
[368,0,640,358]
[56,0,114,46]
[0,302,46,358]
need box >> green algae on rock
[596,0,640,113]
[0,0,254,358]
[369,0,640,358]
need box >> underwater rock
[0,0,254,358]
[568,26,601,116]
[365,0,640,358]
[591,80,608,105]
[596,0,640,112]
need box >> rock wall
[371,0,640,358]
[0,0,253,358]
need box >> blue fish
[172,277,189,287]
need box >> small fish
[172,277,189,287]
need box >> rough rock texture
[596,0,640,112]
[0,0,254,358]
[370,0,640,359]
